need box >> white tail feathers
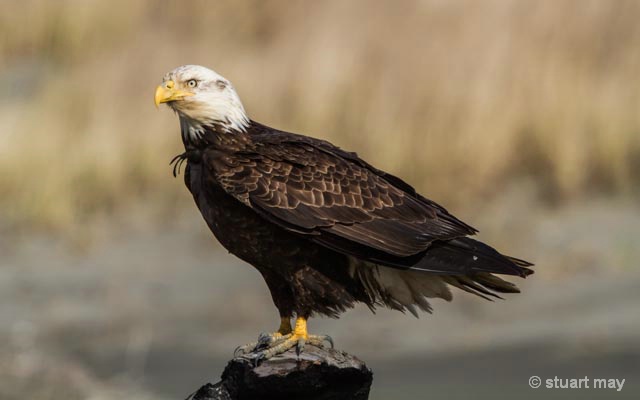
[348,257,453,316]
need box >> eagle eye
[186,79,198,88]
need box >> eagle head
[155,65,249,136]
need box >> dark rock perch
[184,345,373,400]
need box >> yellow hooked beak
[154,80,194,108]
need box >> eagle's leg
[233,316,293,357]
[251,317,333,363]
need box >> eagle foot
[233,316,295,358]
[242,317,333,366]
[233,332,289,358]
[250,333,334,366]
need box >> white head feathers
[160,65,249,141]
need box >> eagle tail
[350,236,534,315]
[411,237,534,278]
[397,236,533,301]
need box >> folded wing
[210,131,480,263]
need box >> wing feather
[209,130,476,258]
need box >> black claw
[324,335,334,349]
[257,332,270,342]
[256,332,274,350]
[234,344,256,358]
[253,352,266,367]
[295,337,306,357]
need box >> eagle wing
[206,130,477,262]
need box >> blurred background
[1,0,639,398]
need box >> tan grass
[1,0,640,231]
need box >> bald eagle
[155,65,533,361]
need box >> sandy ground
[1,196,639,399]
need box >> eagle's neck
[179,116,251,150]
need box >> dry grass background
[1,0,640,232]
